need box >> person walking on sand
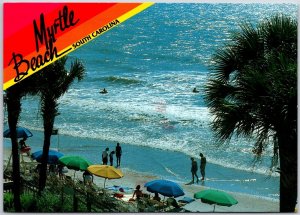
[102,147,109,165]
[109,151,115,166]
[115,142,122,167]
[199,153,206,181]
[191,157,199,184]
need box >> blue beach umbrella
[31,149,64,164]
[144,179,185,197]
[3,127,33,138]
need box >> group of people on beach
[102,142,122,167]
[190,153,206,184]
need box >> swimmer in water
[100,88,108,94]
[192,87,199,93]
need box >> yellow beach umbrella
[87,165,124,188]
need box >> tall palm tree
[6,86,22,212]
[204,14,297,212]
[36,57,85,192]
[5,76,39,211]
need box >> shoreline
[3,129,280,200]
[3,147,279,212]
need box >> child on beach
[109,151,115,166]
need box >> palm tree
[36,57,85,192]
[5,76,39,211]
[6,86,22,212]
[204,14,297,212]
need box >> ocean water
[3,3,298,199]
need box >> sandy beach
[3,147,279,213]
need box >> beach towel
[114,193,124,198]
[106,185,133,194]
[178,196,195,204]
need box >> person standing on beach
[199,153,206,181]
[191,157,199,184]
[102,147,109,165]
[109,151,115,166]
[115,143,122,167]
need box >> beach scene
[3,3,297,212]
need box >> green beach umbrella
[59,155,92,177]
[194,189,238,212]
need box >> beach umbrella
[59,155,92,171]
[3,127,33,138]
[144,179,185,198]
[59,155,92,178]
[194,189,238,212]
[31,149,64,164]
[87,165,124,188]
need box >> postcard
[2,1,298,212]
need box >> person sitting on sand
[132,185,143,200]
[100,88,108,94]
[153,192,161,202]
[192,87,199,93]
[19,137,31,156]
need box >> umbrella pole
[104,178,107,188]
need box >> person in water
[192,87,199,93]
[199,153,207,181]
[191,157,199,183]
[100,88,108,94]
[115,142,122,167]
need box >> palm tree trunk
[38,128,52,192]
[278,131,297,212]
[6,92,22,212]
[39,98,56,192]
